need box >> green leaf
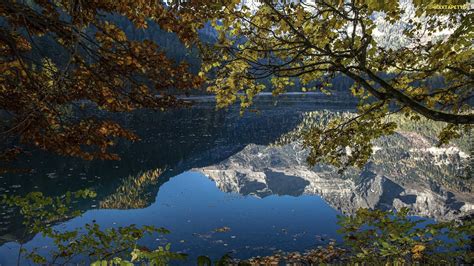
[197,255,212,266]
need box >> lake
[0,94,472,265]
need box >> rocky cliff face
[195,131,473,221]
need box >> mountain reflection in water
[0,95,472,264]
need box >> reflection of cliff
[195,129,473,221]
[99,169,163,209]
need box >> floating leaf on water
[214,226,231,233]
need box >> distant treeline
[8,7,447,98]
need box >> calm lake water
[0,95,472,264]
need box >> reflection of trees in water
[100,168,163,209]
[275,110,472,189]
[277,110,471,152]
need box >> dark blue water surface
[0,95,471,265]
[0,171,341,265]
